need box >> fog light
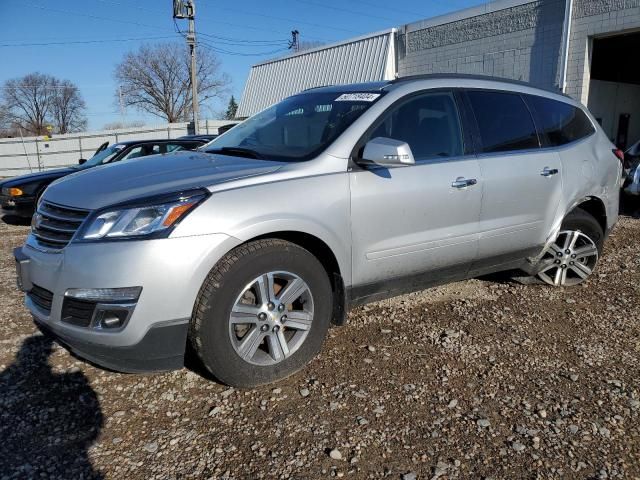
[95,309,129,329]
[65,287,142,302]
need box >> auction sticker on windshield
[335,93,381,102]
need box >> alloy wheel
[537,230,598,287]
[228,271,314,366]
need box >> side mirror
[78,158,87,165]
[359,137,415,167]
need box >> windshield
[81,144,125,168]
[205,91,384,161]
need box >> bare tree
[114,42,231,123]
[0,104,14,137]
[1,73,87,135]
[102,120,146,130]
[2,73,57,135]
[51,80,87,134]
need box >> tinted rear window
[526,95,595,147]
[468,91,539,153]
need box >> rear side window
[467,91,539,153]
[525,95,595,146]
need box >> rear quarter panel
[557,129,620,234]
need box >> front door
[349,91,483,299]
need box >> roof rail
[389,73,570,97]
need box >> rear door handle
[541,167,559,177]
[451,177,478,189]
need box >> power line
[0,35,178,48]
[24,2,170,33]
[0,85,113,89]
[197,38,289,57]
[91,0,334,43]
[24,1,305,48]
[20,0,349,57]
[197,32,289,46]
[198,2,362,36]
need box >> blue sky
[0,0,486,129]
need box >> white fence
[0,120,236,177]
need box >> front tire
[536,208,603,287]
[189,239,333,387]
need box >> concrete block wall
[397,0,567,91]
[565,0,640,103]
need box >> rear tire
[189,239,332,388]
[535,208,603,287]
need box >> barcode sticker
[335,93,381,102]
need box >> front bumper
[14,232,237,373]
[0,194,35,219]
[34,316,189,373]
[624,179,640,196]
[624,166,640,196]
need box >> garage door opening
[587,31,640,149]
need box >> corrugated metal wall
[237,30,395,118]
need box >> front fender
[231,217,351,287]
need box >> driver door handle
[541,167,559,177]
[451,177,478,189]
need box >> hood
[1,167,76,187]
[42,150,284,210]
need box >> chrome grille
[31,201,90,250]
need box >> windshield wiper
[207,147,263,159]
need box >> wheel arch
[570,196,607,234]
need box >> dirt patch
[0,218,639,479]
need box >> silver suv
[14,75,622,387]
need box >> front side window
[525,95,595,147]
[468,91,539,153]
[205,91,384,161]
[362,91,464,161]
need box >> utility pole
[289,30,300,53]
[118,86,126,118]
[173,0,199,134]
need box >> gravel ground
[0,212,639,480]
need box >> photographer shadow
[0,334,104,478]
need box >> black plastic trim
[346,246,541,309]
[34,318,190,373]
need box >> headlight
[77,190,207,241]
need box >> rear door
[349,90,483,294]
[465,90,563,266]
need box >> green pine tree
[225,96,238,120]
